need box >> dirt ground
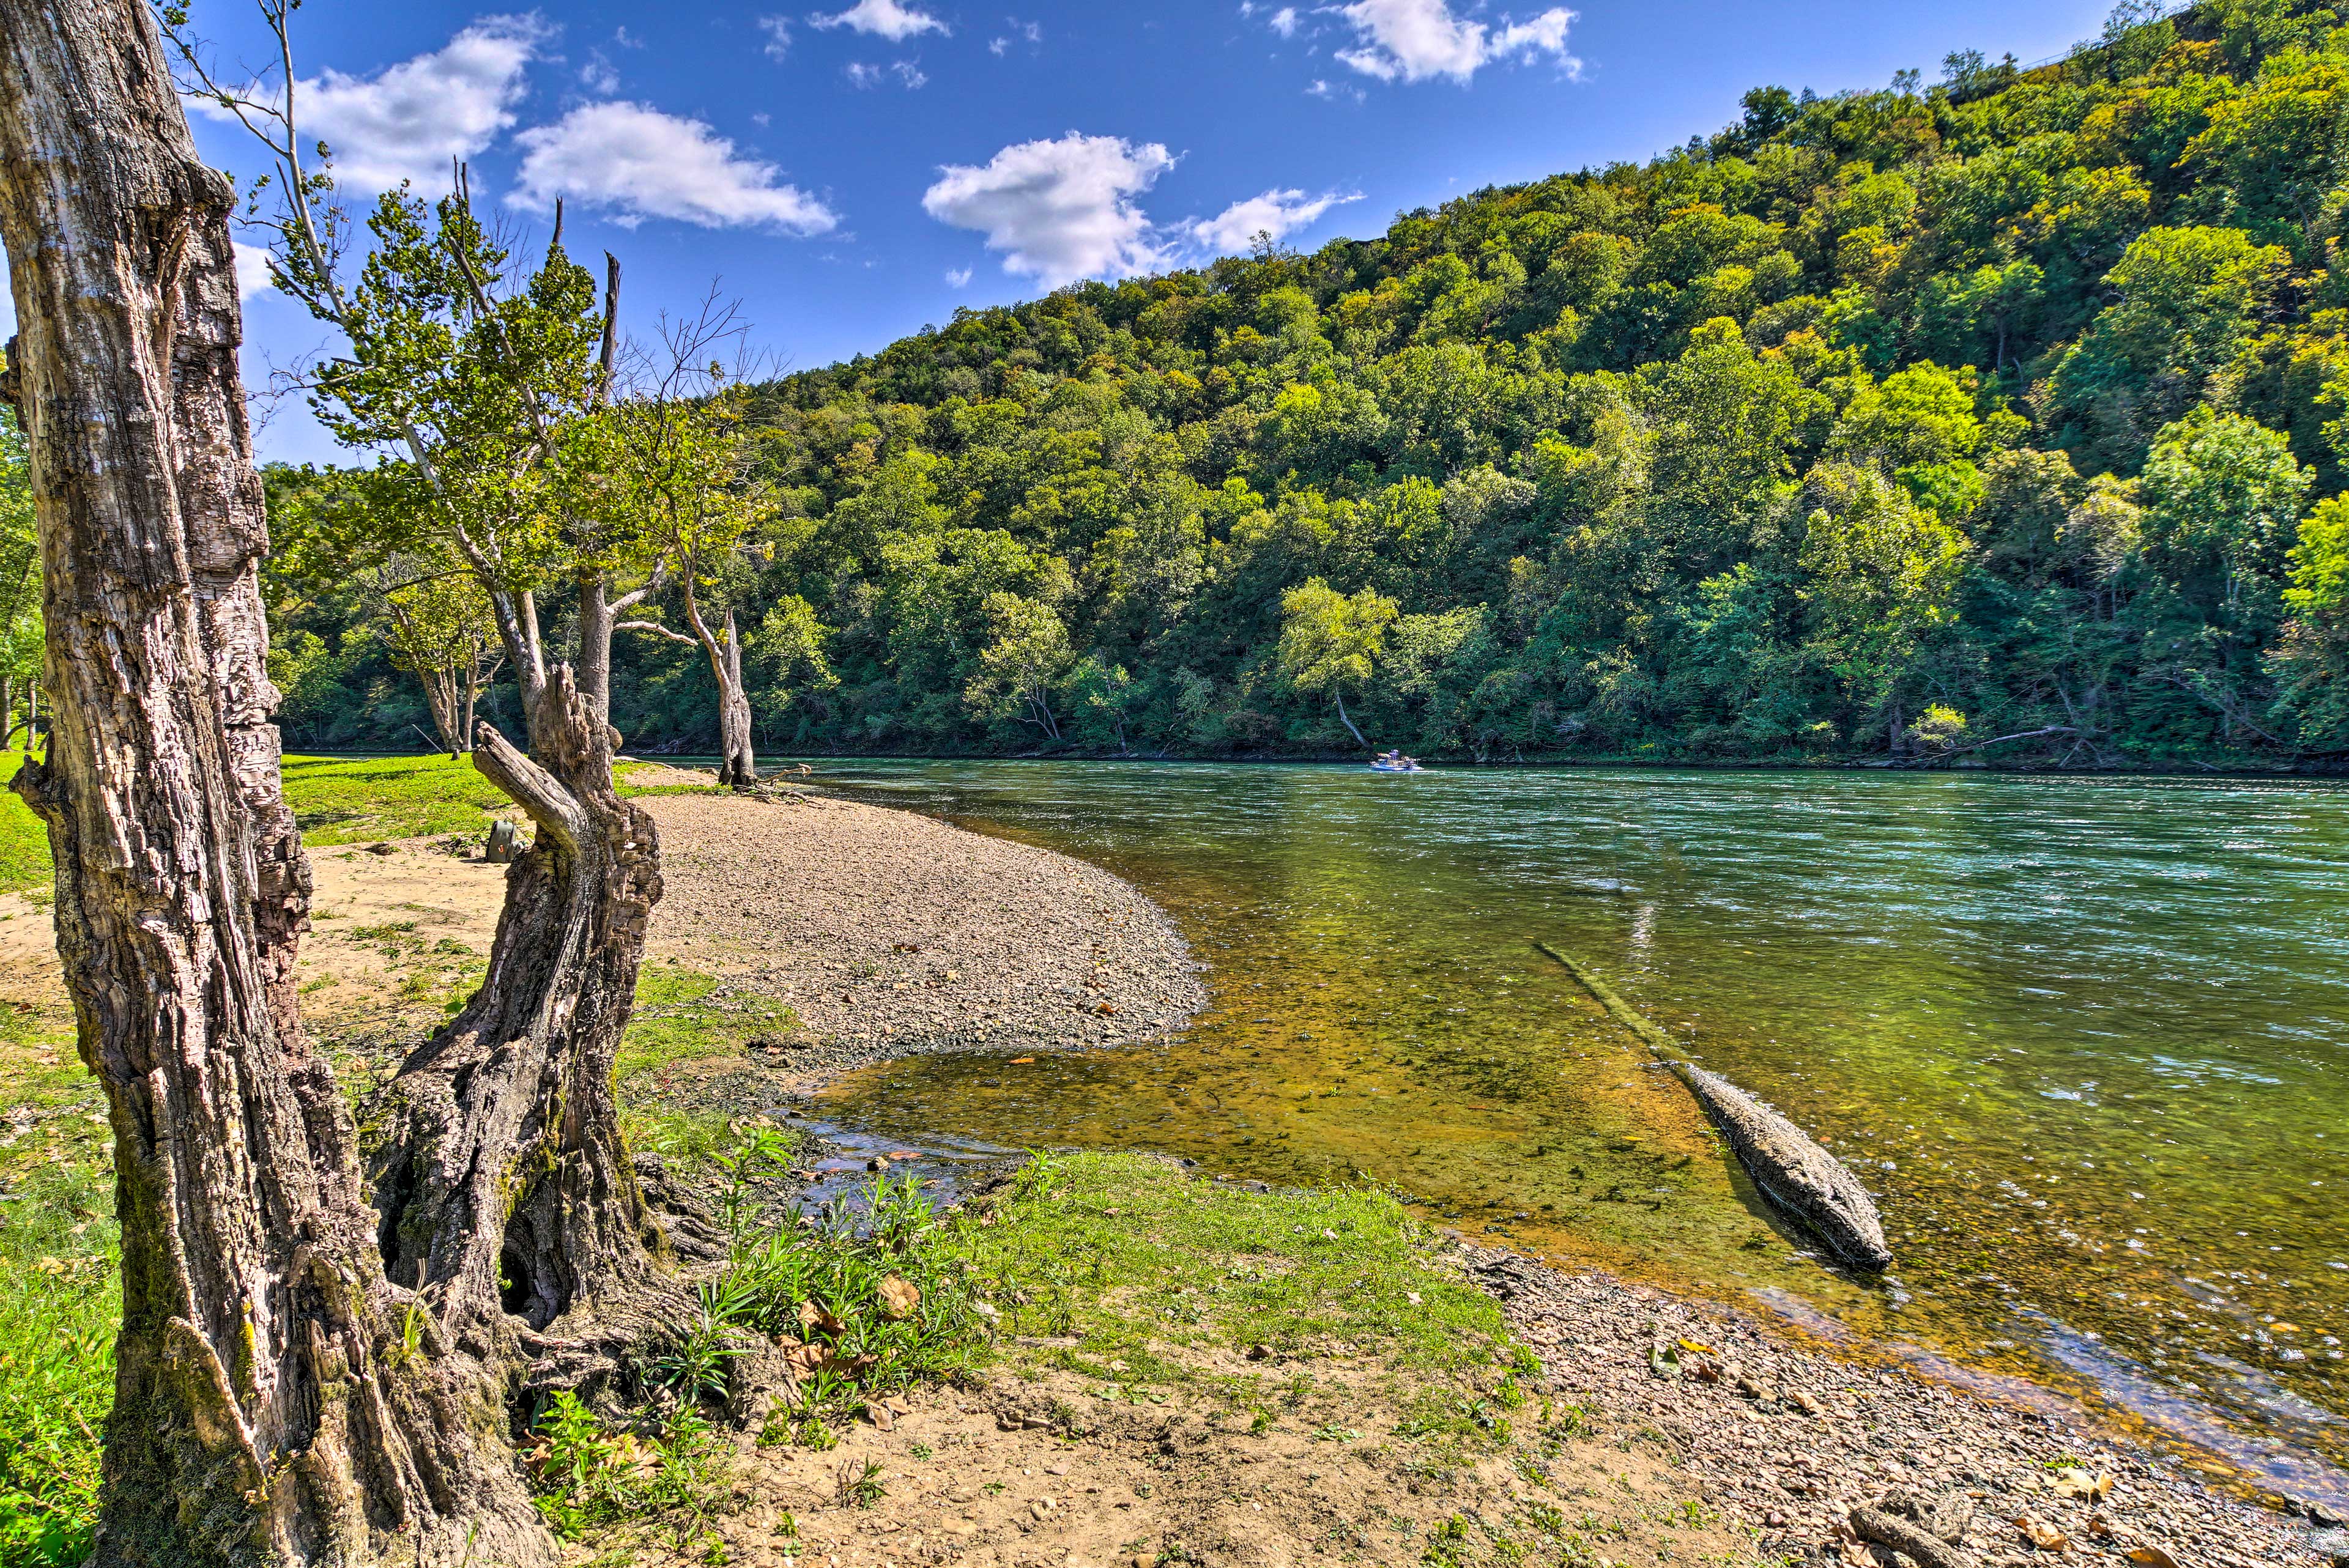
[664,1365,1749,1568]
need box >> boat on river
[1370,756,1423,772]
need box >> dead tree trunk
[713,607,755,786]
[366,665,679,1384]
[0,4,556,1563]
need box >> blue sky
[6,0,2121,464]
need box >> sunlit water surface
[792,761,2349,1503]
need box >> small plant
[1420,1515,1471,1568]
[982,1481,1008,1497]
[794,1415,840,1451]
[836,1459,886,1509]
[909,1442,935,1460]
[1248,1408,1274,1435]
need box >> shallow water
[801,761,2349,1503]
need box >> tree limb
[616,618,698,648]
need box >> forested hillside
[272,0,2349,766]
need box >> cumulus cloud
[922,133,1175,286]
[946,266,974,287]
[759,15,793,59]
[1270,7,1301,37]
[206,14,548,195]
[510,102,838,232]
[1189,187,1358,253]
[1334,0,1578,84]
[233,241,277,300]
[810,0,947,41]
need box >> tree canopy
[274,0,2349,767]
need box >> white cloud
[922,133,1174,287]
[810,0,947,41]
[759,15,793,59]
[946,266,974,287]
[510,102,838,232]
[206,14,549,195]
[1189,187,1358,253]
[1270,7,1301,37]
[847,61,882,86]
[580,48,620,94]
[896,60,929,87]
[1334,0,1578,84]
[233,241,276,300]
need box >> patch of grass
[281,753,516,846]
[616,965,803,1169]
[0,1004,115,1567]
[948,1152,1519,1387]
[0,753,51,900]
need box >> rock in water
[1669,1058,1891,1271]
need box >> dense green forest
[264,0,2349,766]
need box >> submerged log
[1534,941,1892,1272]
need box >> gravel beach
[644,792,1206,1085]
[1471,1246,2342,1568]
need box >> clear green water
[807,761,2349,1503]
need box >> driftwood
[1850,1504,1977,1568]
[1534,942,1891,1272]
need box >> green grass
[0,755,50,900]
[0,1007,114,1568]
[950,1151,1527,1392]
[280,753,518,846]
[617,964,803,1170]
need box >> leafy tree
[966,593,1075,741]
[1277,577,1400,749]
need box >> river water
[802,761,2349,1504]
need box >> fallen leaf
[866,1403,896,1432]
[1009,1057,1036,1065]
[2014,1511,2069,1551]
[2125,1548,2179,1568]
[1677,1337,1718,1356]
[877,1275,921,1320]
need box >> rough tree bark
[365,665,680,1380]
[0,4,557,1562]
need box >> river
[801,760,2349,1506]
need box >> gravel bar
[1470,1248,2342,1567]
[644,791,1206,1085]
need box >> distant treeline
[267,0,2349,767]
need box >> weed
[835,1460,886,1509]
[909,1442,934,1460]
[1420,1515,1471,1568]
[524,1392,722,1542]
